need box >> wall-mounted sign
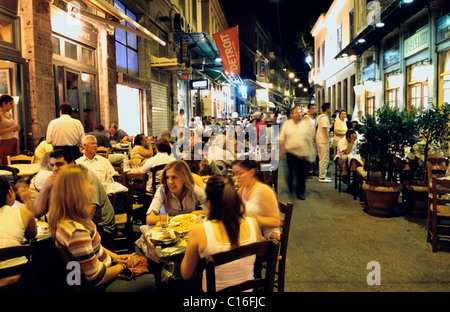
[191,79,208,90]
[383,49,400,69]
[437,14,450,44]
[178,74,190,81]
[260,61,265,77]
[362,63,376,82]
[404,26,429,58]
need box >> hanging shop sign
[191,79,208,90]
[404,26,429,58]
[213,26,240,77]
[437,14,450,44]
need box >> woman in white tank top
[232,159,281,239]
[0,176,37,287]
[180,175,263,291]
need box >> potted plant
[403,104,450,217]
[359,106,418,217]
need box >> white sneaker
[319,177,332,183]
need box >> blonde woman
[48,164,155,291]
[146,160,206,225]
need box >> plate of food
[149,229,180,246]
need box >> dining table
[9,163,41,178]
[137,212,207,263]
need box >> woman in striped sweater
[48,164,155,291]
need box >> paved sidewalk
[276,161,450,292]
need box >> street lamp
[288,72,295,79]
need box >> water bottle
[255,145,261,161]
[123,153,130,172]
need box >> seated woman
[48,164,155,292]
[232,159,281,240]
[130,134,153,162]
[0,176,37,288]
[180,175,263,291]
[146,160,207,225]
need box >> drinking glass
[160,212,169,229]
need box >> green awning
[203,68,228,84]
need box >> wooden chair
[149,163,169,195]
[7,155,34,165]
[197,240,280,292]
[120,171,150,224]
[96,146,110,159]
[0,244,35,291]
[274,201,293,292]
[56,245,82,292]
[426,163,450,253]
[334,156,354,194]
[112,178,135,254]
[0,165,19,184]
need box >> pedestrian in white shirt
[315,103,332,182]
[279,106,314,200]
[46,102,84,159]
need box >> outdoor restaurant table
[137,224,188,264]
[9,163,41,178]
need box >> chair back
[56,245,82,292]
[121,172,148,198]
[149,163,169,194]
[199,240,279,292]
[7,155,34,165]
[0,165,19,184]
[96,146,110,158]
[0,244,34,291]
[112,177,135,253]
[275,201,293,292]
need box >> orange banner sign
[213,26,240,77]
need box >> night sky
[220,0,333,83]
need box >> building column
[21,0,54,148]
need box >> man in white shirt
[140,137,175,192]
[315,103,332,182]
[75,135,117,182]
[279,106,314,200]
[46,102,85,159]
[175,109,186,139]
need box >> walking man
[279,106,314,200]
[316,103,332,182]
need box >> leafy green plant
[360,106,418,183]
[412,104,450,184]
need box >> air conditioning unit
[173,13,186,32]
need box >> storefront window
[65,41,77,60]
[365,92,375,117]
[114,0,138,76]
[0,19,12,43]
[439,50,450,105]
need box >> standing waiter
[46,102,84,159]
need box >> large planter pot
[403,181,428,217]
[362,181,402,217]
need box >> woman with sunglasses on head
[0,95,20,165]
[146,160,206,225]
